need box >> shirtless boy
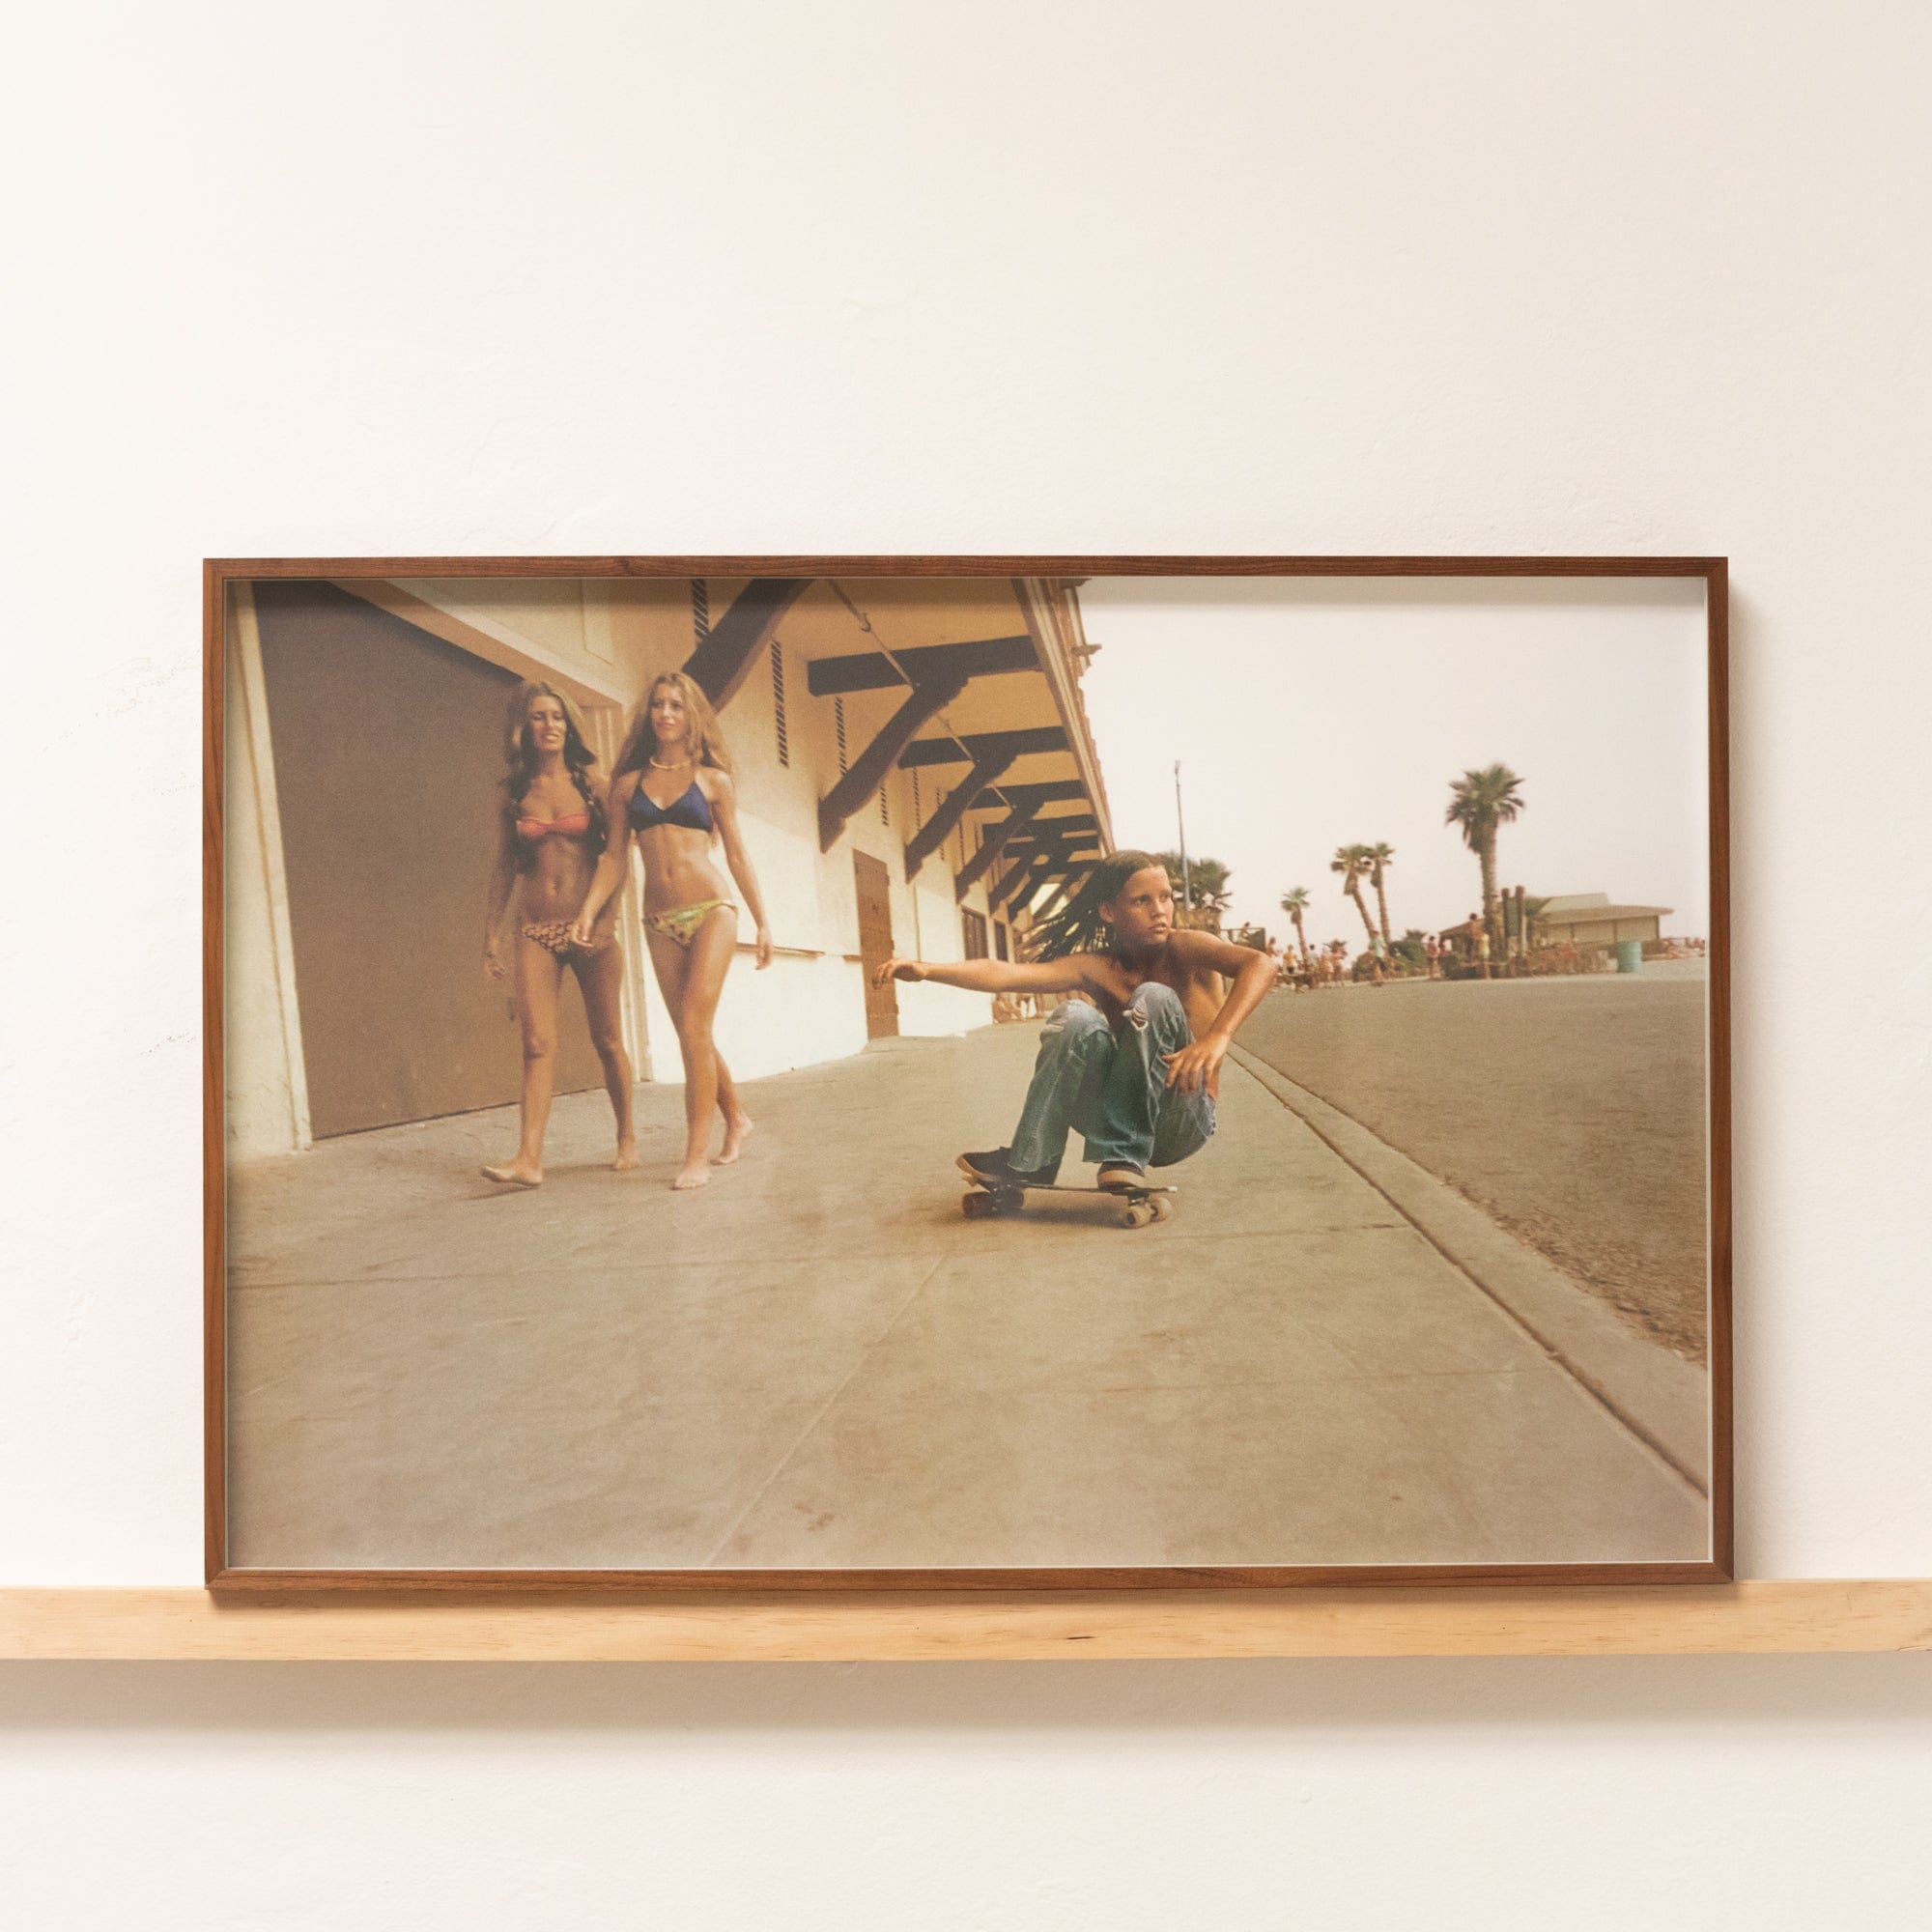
[872,850,1279,1192]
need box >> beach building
[222,574,1112,1158]
[1535,892,1672,950]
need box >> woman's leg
[642,923,696,1151]
[712,1042,753,1164]
[572,942,639,1170]
[483,933,564,1185]
[645,908,738,1189]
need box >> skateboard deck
[960,1176,1176,1229]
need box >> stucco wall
[7,3,1932,1927]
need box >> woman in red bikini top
[573,669,774,1192]
[479,680,639,1188]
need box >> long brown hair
[1029,849,1167,959]
[501,679,605,866]
[614,669,733,780]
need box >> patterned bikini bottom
[521,921,611,958]
[645,899,736,949]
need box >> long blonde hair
[614,669,732,778]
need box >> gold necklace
[650,752,695,770]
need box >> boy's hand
[873,955,928,987]
[1161,1036,1227,1096]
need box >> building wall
[224,577,1036,1145]
[1546,917,1662,948]
[253,582,611,1138]
[31,8,1932,1924]
[222,599,305,1161]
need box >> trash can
[1615,940,1643,974]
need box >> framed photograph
[206,555,1729,1589]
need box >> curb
[1228,1045,1710,1495]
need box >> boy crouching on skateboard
[872,850,1278,1193]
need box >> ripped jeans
[1007,983,1216,1179]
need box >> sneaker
[1095,1161,1148,1193]
[957,1149,1058,1188]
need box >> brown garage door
[253,581,606,1138]
[853,851,899,1039]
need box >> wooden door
[254,581,606,1136]
[853,851,899,1038]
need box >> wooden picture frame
[206,555,1730,1593]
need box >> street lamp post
[1174,759,1191,913]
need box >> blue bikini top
[629,777,714,834]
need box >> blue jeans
[1008,985,1216,1178]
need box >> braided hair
[1028,849,1169,960]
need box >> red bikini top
[515,810,591,842]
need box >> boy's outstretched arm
[873,953,1093,998]
[1162,931,1280,1094]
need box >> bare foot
[481,1159,543,1189]
[670,1161,711,1191]
[713,1116,755,1165]
[611,1140,639,1172]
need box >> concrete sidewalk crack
[697,1255,949,1567]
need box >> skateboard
[960,1177,1176,1230]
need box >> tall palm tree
[1330,844,1378,950]
[1364,841,1395,952]
[1278,887,1311,963]
[1445,765,1526,954]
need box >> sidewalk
[228,1025,1709,1572]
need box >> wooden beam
[954,797,1046,898]
[1000,853,1058,914]
[995,834,1098,911]
[1034,864,1095,923]
[807,635,1035,696]
[995,833,1101,867]
[817,672,970,851]
[995,844,1075,910]
[902,748,1017,880]
[974,781,1087,820]
[899,727,1067,768]
[681,578,810,709]
[1001,816,1099,847]
[987,849,1036,910]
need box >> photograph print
[211,558,1727,1584]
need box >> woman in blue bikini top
[573,669,774,1191]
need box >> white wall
[4,2,1930,1926]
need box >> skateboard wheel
[1151,1196,1173,1223]
[1121,1203,1153,1229]
[962,1190,995,1218]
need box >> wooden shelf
[3,1581,1929,1662]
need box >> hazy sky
[1075,577,1710,947]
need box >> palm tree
[1364,841,1395,952]
[1155,850,1232,930]
[1278,887,1311,964]
[1330,844,1379,950]
[1445,765,1526,954]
